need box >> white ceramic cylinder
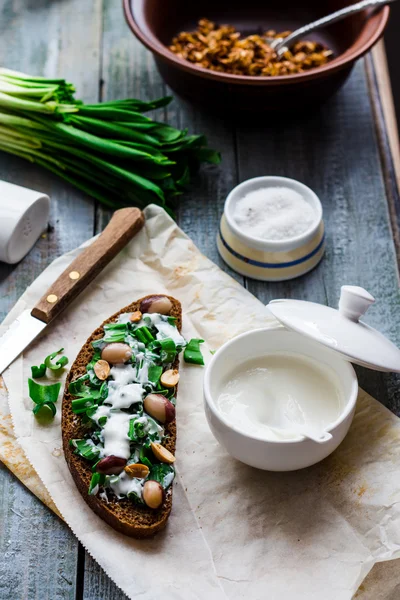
[0,180,50,264]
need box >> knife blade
[0,207,144,375]
[0,310,46,374]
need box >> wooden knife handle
[31,207,145,324]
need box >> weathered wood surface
[0,1,101,598]
[0,1,400,599]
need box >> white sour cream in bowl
[216,353,343,442]
[204,328,358,471]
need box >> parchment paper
[3,205,400,600]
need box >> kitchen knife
[0,207,144,375]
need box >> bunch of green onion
[0,68,221,211]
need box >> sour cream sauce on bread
[68,298,182,512]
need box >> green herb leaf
[103,330,126,343]
[139,446,153,469]
[88,471,104,495]
[148,365,163,386]
[71,397,99,414]
[32,401,57,418]
[104,322,127,332]
[127,489,145,505]
[134,326,155,345]
[149,463,175,489]
[184,338,205,365]
[128,418,147,441]
[44,347,68,371]
[31,363,46,378]
[30,347,69,377]
[28,378,61,405]
[70,439,101,461]
[152,338,177,364]
[0,69,220,213]
[68,373,90,395]
[86,350,102,371]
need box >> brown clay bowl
[123,0,389,113]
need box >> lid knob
[338,286,375,322]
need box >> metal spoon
[268,0,396,57]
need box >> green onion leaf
[70,439,101,461]
[103,331,126,343]
[32,401,57,418]
[104,322,128,331]
[149,463,175,489]
[31,363,46,378]
[184,338,205,365]
[88,472,105,495]
[68,373,90,395]
[134,326,155,345]
[28,378,61,405]
[71,397,98,414]
[128,418,147,441]
[139,446,153,469]
[152,338,177,364]
[0,69,219,213]
[86,351,102,372]
[148,365,163,386]
[44,347,68,371]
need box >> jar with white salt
[217,176,325,282]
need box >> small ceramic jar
[203,286,400,471]
[0,180,50,264]
[217,176,325,281]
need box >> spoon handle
[274,0,395,53]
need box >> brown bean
[130,311,142,323]
[150,442,176,464]
[124,463,150,479]
[143,480,165,509]
[94,359,110,381]
[101,343,132,365]
[96,455,127,475]
[140,295,173,315]
[144,394,175,424]
[160,369,179,388]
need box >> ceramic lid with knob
[268,285,400,373]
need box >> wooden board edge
[365,43,400,269]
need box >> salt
[233,186,316,241]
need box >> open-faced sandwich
[62,294,184,538]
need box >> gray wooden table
[0,2,400,599]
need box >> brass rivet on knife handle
[30,207,145,324]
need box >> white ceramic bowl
[203,327,358,471]
[217,176,325,281]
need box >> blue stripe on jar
[219,229,325,269]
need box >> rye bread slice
[62,295,181,538]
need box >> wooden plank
[371,42,400,194]
[93,0,166,235]
[0,1,102,598]
[83,2,160,597]
[0,462,79,600]
[236,60,400,412]
[367,45,400,265]
[171,95,241,280]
